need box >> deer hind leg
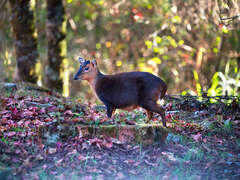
[159,83,167,99]
[106,106,116,118]
[145,110,153,123]
[111,107,116,123]
[142,101,166,127]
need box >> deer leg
[106,105,114,118]
[111,107,116,123]
[105,105,116,124]
[99,95,116,123]
[142,101,166,127]
[145,109,153,123]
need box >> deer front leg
[99,95,116,123]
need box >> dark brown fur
[74,59,167,127]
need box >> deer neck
[87,70,103,91]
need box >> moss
[37,121,168,146]
[96,125,118,138]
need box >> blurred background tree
[0,0,239,100]
[9,0,39,83]
[45,0,68,96]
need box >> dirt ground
[0,83,240,179]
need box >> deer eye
[84,67,89,71]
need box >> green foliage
[73,112,84,117]
[1,0,240,97]
[38,170,48,180]
[193,70,202,96]
[181,60,240,97]
[166,133,182,144]
[224,119,232,132]
[0,137,8,145]
[208,72,222,96]
[208,61,240,97]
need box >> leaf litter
[0,87,240,179]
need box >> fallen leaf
[55,159,64,166]
[116,172,125,179]
[144,159,158,166]
[48,147,57,154]
[192,133,202,142]
[5,131,16,137]
[56,141,62,149]
[111,138,123,145]
[39,108,46,114]
[82,142,90,150]
[64,110,73,116]
[205,160,215,169]
[94,154,102,159]
[44,117,52,122]
[36,154,44,160]
[103,140,113,148]
[55,174,65,180]
[124,159,135,164]
[78,154,87,161]
[129,169,137,175]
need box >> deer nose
[74,76,78,80]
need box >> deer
[74,58,167,127]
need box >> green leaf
[216,36,221,46]
[166,36,177,48]
[213,47,218,54]
[152,57,162,64]
[193,70,199,81]
[96,43,101,49]
[208,72,221,97]
[145,40,153,49]
[193,70,202,96]
[172,16,181,23]
[222,26,229,34]
[224,119,232,131]
[178,40,184,46]
[155,36,162,44]
[153,47,159,53]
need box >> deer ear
[92,59,97,67]
[78,57,86,64]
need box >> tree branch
[220,15,240,21]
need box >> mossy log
[40,122,168,146]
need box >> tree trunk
[9,0,39,83]
[45,0,67,95]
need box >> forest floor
[0,83,240,180]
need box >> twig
[220,15,240,21]
[166,94,239,101]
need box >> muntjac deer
[74,58,167,127]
